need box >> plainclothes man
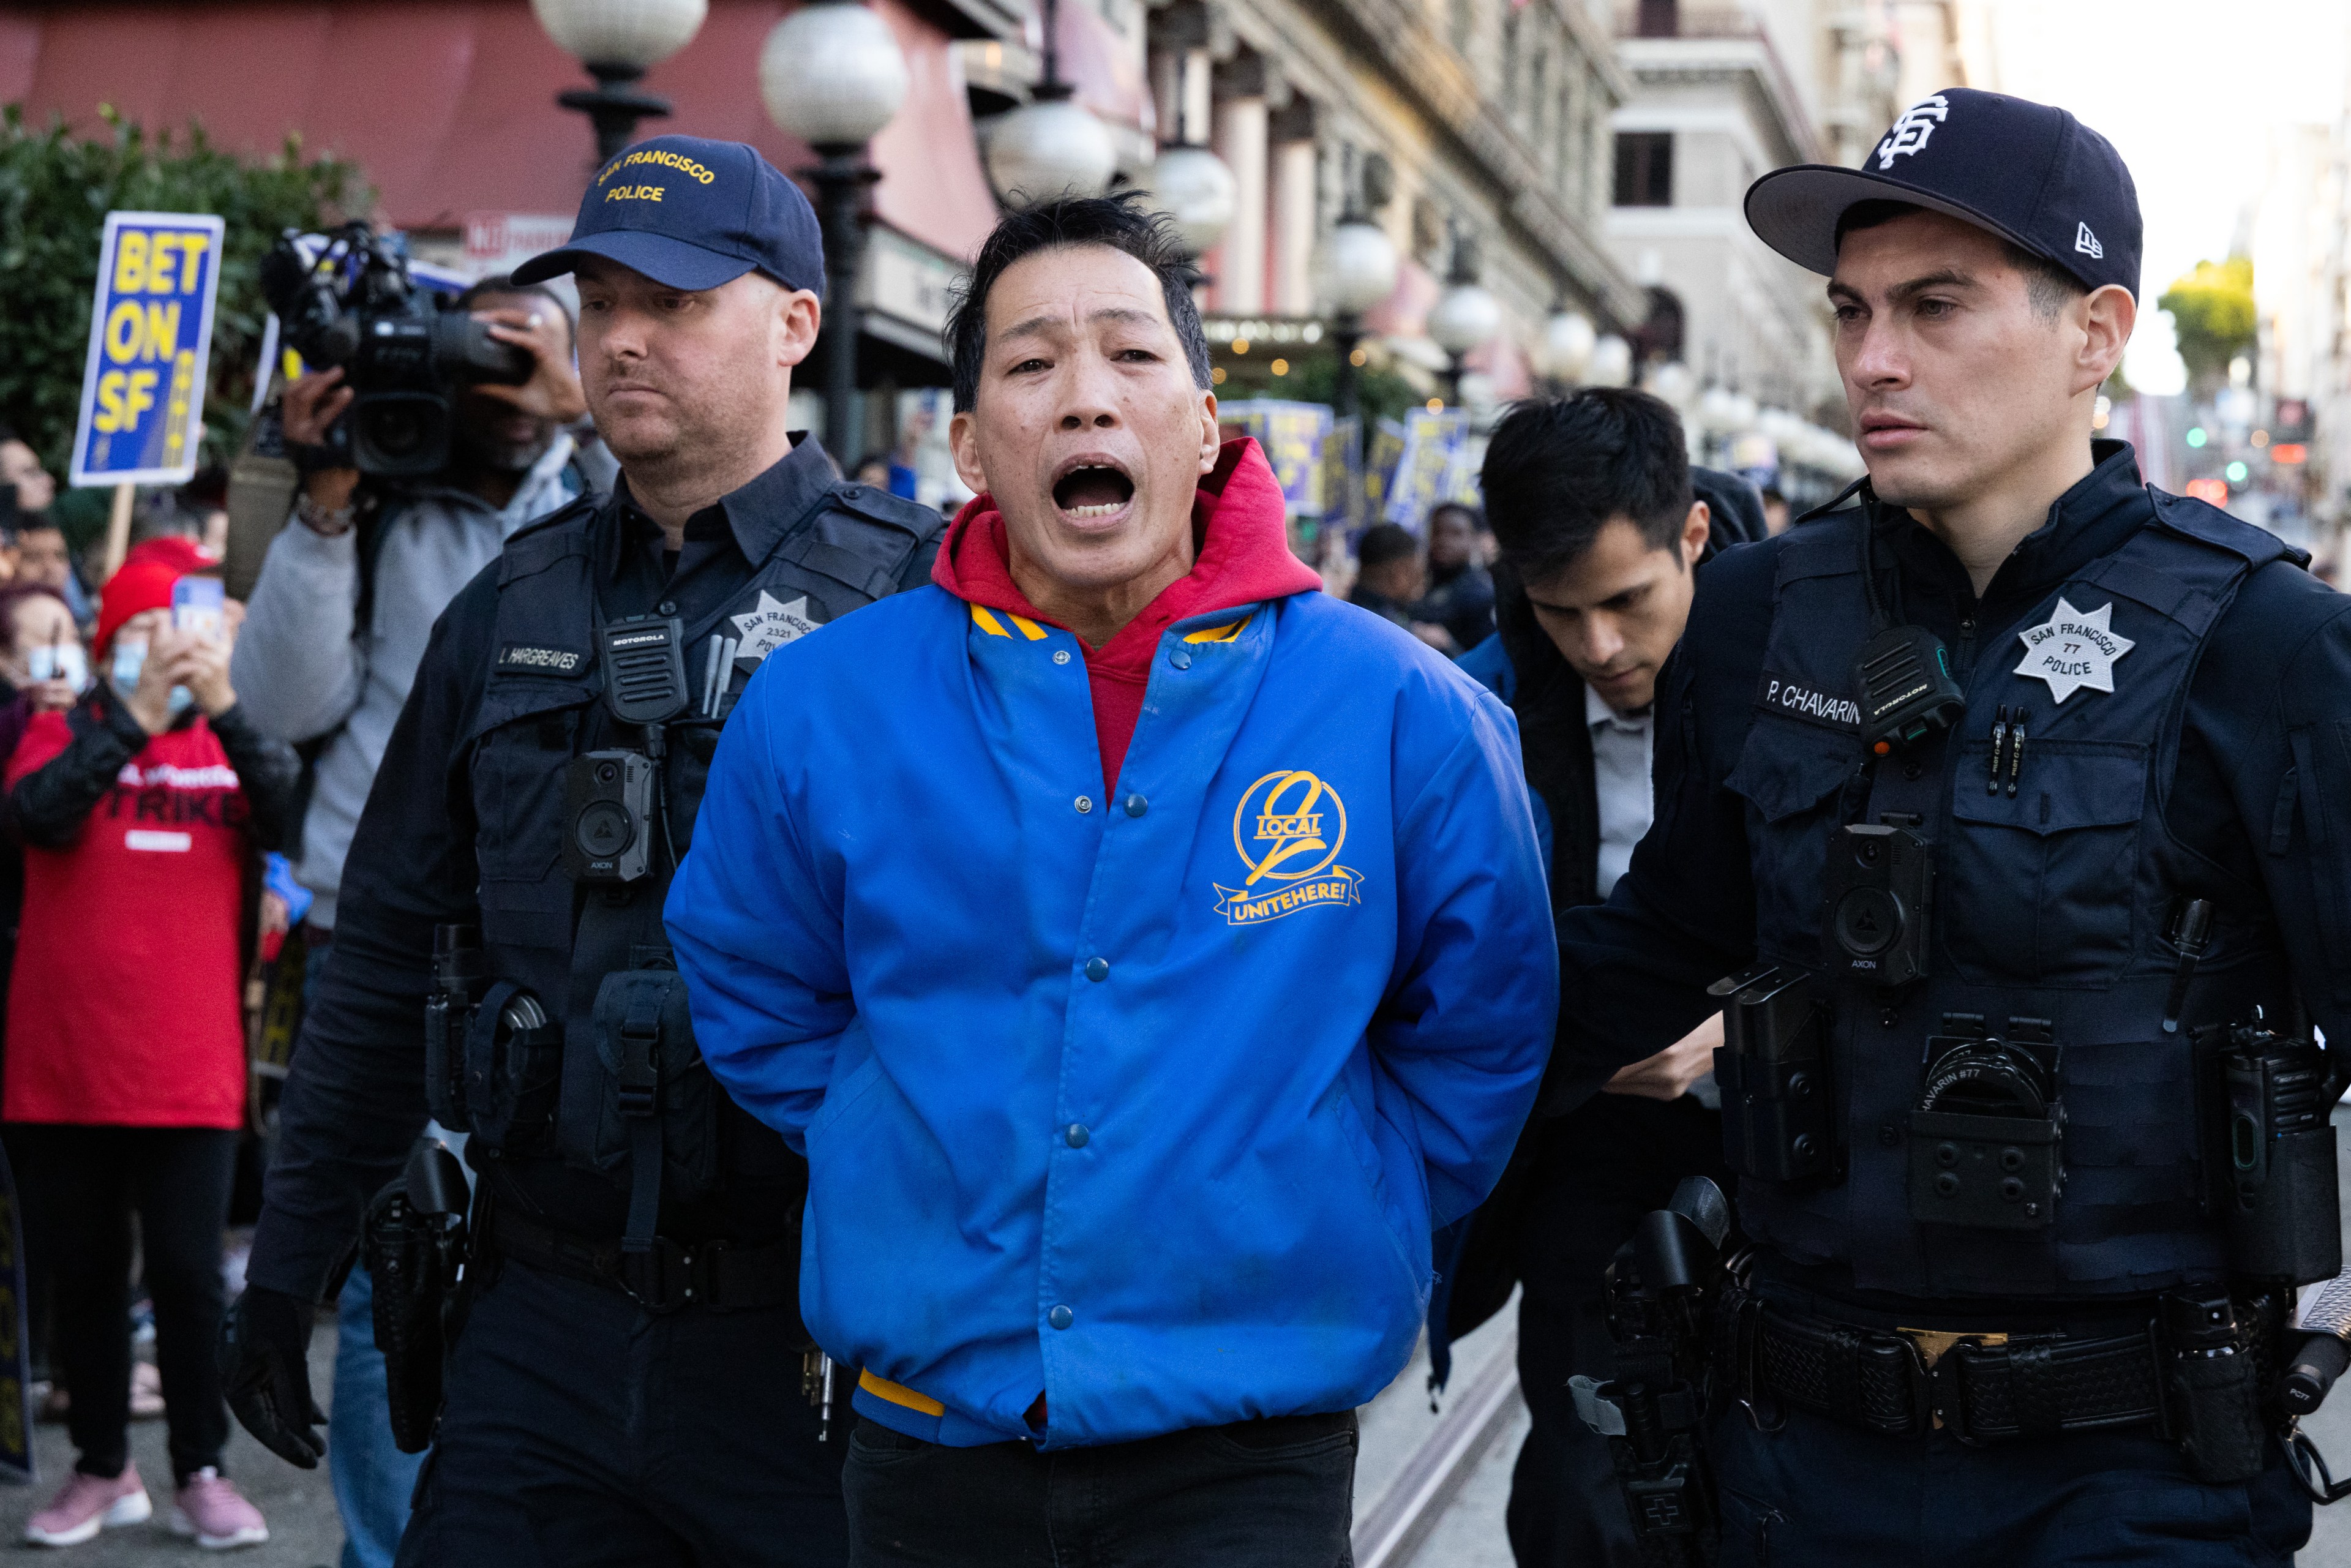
[1548,88,2351,1561]
[1434,392,1758,1568]
[667,193,1556,1566]
[220,135,942,1567]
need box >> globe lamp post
[761,0,911,465]
[1149,142,1236,264]
[535,0,709,164]
[1586,332,1633,389]
[1318,214,1399,423]
[986,0,1117,206]
[1427,231,1502,407]
[1535,305,1595,389]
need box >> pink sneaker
[24,1463,152,1546]
[168,1468,268,1550]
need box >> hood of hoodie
[931,438,1322,640]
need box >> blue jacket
[667,527,1555,1449]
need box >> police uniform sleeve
[2189,564,2351,1041]
[243,569,496,1304]
[1543,544,1774,1115]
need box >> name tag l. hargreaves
[2014,596,2134,702]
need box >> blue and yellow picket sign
[70,211,227,487]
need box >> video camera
[258,223,530,478]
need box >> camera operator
[226,274,588,1568]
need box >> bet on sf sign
[70,211,226,488]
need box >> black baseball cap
[514,135,826,297]
[1745,89,2141,298]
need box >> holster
[363,1141,472,1454]
[1573,1182,1733,1567]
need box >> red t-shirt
[4,709,252,1128]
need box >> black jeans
[4,1123,238,1482]
[398,1255,847,1567]
[842,1409,1357,1567]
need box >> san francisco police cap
[1744,88,2141,299]
[513,135,825,297]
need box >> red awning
[1,0,1000,264]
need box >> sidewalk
[0,1321,342,1565]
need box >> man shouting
[667,193,1555,1564]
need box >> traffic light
[2186,427,2208,448]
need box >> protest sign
[70,211,226,488]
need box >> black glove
[219,1284,327,1468]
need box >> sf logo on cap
[1875,95,1951,170]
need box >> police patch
[1755,670,1861,733]
[496,643,585,675]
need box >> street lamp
[762,0,910,465]
[1149,143,1236,260]
[986,0,1117,206]
[534,0,708,164]
[1586,332,1633,389]
[1534,306,1595,388]
[1427,229,1501,406]
[1318,211,1398,424]
[1646,359,1695,410]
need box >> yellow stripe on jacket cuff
[858,1368,947,1417]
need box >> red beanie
[123,536,217,576]
[95,558,182,656]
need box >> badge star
[730,591,819,667]
[2012,596,2134,703]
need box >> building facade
[1602,0,1990,498]
[1114,0,1646,407]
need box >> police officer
[1550,90,2351,1562]
[219,135,943,1566]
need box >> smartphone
[172,576,226,640]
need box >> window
[1631,287,1685,364]
[1636,0,1679,36]
[1614,132,1672,206]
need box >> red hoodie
[932,438,1323,790]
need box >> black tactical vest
[435,484,938,1244]
[1725,491,2297,1299]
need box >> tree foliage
[2157,257,2257,391]
[1282,354,1423,427]
[0,106,367,482]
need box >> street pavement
[0,1318,340,1564]
[11,1112,2351,1563]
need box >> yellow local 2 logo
[1213,770,1363,926]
